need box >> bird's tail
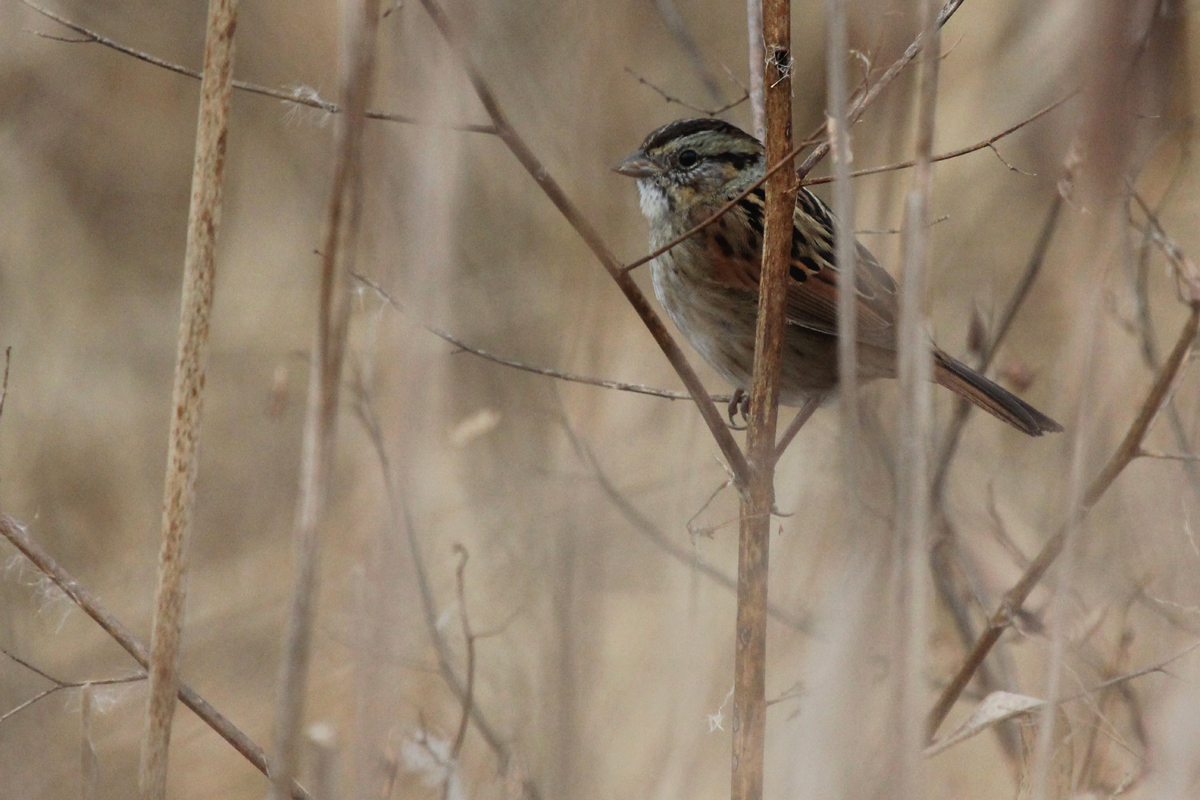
[933,352,1062,436]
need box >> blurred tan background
[2,0,1200,798]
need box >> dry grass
[2,1,1199,799]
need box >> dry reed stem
[138,1,237,797]
[746,0,765,140]
[731,2,794,798]
[414,0,752,489]
[926,301,1200,741]
[0,514,312,799]
[305,725,339,800]
[268,1,378,797]
[825,0,858,513]
[893,0,940,791]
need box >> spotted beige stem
[138,2,237,797]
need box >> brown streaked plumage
[615,118,1061,437]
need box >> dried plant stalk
[825,0,858,551]
[893,0,940,792]
[81,684,98,800]
[732,1,795,799]
[138,1,237,798]
[268,0,379,797]
[746,0,765,139]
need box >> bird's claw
[727,389,750,430]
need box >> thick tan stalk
[268,0,379,797]
[138,2,237,798]
[732,1,794,799]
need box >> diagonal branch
[0,514,311,800]
[926,300,1200,741]
[414,0,751,490]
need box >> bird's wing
[707,188,899,351]
[784,239,898,351]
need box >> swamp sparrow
[615,118,1061,436]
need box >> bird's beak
[613,150,657,178]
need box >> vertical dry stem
[894,0,939,791]
[746,0,766,139]
[268,0,379,797]
[825,0,858,532]
[732,1,794,799]
[81,684,98,800]
[138,2,237,797]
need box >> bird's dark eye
[677,149,699,168]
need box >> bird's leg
[727,388,750,430]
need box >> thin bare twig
[1138,450,1200,462]
[0,514,311,799]
[772,393,825,463]
[652,0,727,106]
[800,93,1075,187]
[625,67,748,117]
[269,1,378,797]
[0,646,144,723]
[140,1,236,796]
[353,274,732,403]
[927,639,1200,757]
[18,0,495,134]
[81,684,99,800]
[448,546,475,768]
[444,546,475,800]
